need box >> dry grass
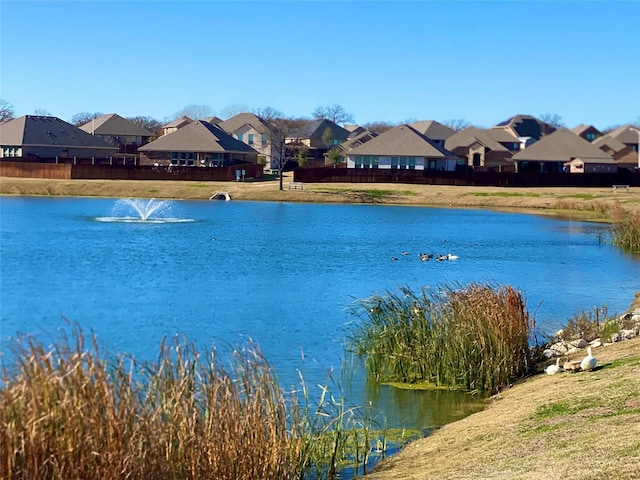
[2,177,640,221]
[348,283,534,394]
[363,336,640,480]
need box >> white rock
[543,349,558,359]
[590,340,603,348]
[566,347,580,355]
[620,329,636,340]
[570,339,588,349]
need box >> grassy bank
[363,335,640,480]
[1,176,640,222]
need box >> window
[586,133,596,141]
[188,152,194,160]
[171,152,178,160]
[355,156,379,169]
[261,134,268,145]
[2,146,21,157]
[473,153,481,167]
[248,134,254,145]
[237,133,244,142]
[391,156,416,170]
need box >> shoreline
[2,176,639,478]
[1,176,639,223]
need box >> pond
[1,196,638,436]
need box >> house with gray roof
[138,120,257,167]
[80,113,154,154]
[326,129,378,166]
[571,124,602,142]
[493,114,555,142]
[593,132,639,171]
[286,119,350,164]
[0,115,118,161]
[445,127,520,172]
[511,129,617,173]
[346,124,458,171]
[162,116,193,136]
[409,120,455,147]
[218,113,282,171]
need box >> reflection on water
[1,197,638,452]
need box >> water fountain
[96,198,192,223]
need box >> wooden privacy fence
[0,161,264,182]
[293,167,640,188]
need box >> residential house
[445,127,520,172]
[571,124,602,142]
[218,113,283,171]
[493,114,555,144]
[592,135,638,171]
[409,120,455,147]
[564,156,618,174]
[0,115,118,161]
[137,120,257,167]
[80,113,154,154]
[326,129,378,166]
[162,116,193,136]
[511,129,617,173]
[606,124,640,170]
[346,124,458,171]
[286,119,350,164]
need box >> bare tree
[219,103,250,120]
[441,119,472,131]
[539,113,565,129]
[254,106,297,191]
[33,108,52,116]
[362,120,396,134]
[127,116,163,136]
[172,104,215,120]
[0,98,16,123]
[312,104,355,125]
[70,112,103,126]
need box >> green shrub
[347,282,536,394]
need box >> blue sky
[1,1,639,129]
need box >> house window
[188,152,194,160]
[248,134,254,145]
[262,134,268,145]
[171,152,178,160]
[473,153,481,167]
[237,133,244,142]
[391,156,416,170]
[586,133,596,141]
[355,156,379,169]
[2,146,21,157]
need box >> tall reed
[1,324,389,479]
[610,201,640,251]
[347,282,535,394]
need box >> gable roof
[218,113,271,135]
[0,115,117,150]
[592,134,627,153]
[512,129,614,162]
[79,113,154,137]
[203,116,223,125]
[348,124,456,158]
[493,114,553,139]
[607,124,640,145]
[163,116,193,129]
[410,120,455,141]
[445,127,511,152]
[336,129,378,152]
[571,124,602,137]
[288,119,349,140]
[138,121,258,154]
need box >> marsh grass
[347,282,535,394]
[610,201,640,251]
[0,325,388,480]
